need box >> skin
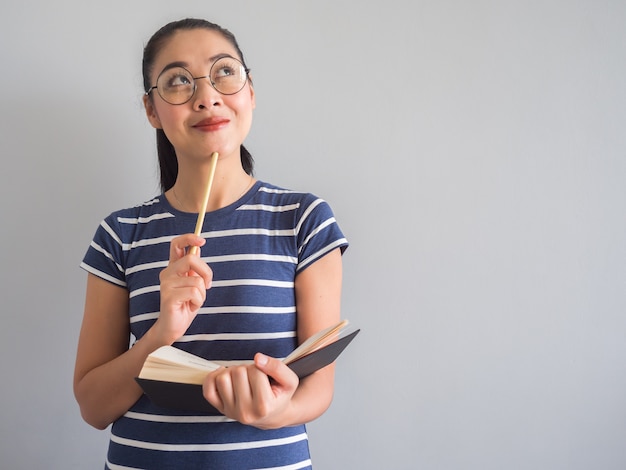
[73,28,343,430]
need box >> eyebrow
[159,53,236,74]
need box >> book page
[147,346,222,372]
[283,320,349,364]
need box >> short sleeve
[295,196,348,273]
[80,214,127,287]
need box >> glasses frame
[145,56,250,105]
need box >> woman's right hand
[154,234,213,345]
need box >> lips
[193,117,230,131]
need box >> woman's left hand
[202,354,299,429]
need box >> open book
[135,320,359,412]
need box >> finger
[174,284,206,311]
[185,255,213,289]
[246,365,273,413]
[169,234,206,262]
[161,250,213,290]
[161,267,208,296]
[203,370,225,412]
[228,366,273,423]
[254,354,299,393]
[214,369,236,410]
[230,366,254,408]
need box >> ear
[143,95,163,129]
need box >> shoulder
[100,195,173,226]
[96,195,174,241]
[255,180,346,244]
[255,181,326,208]
[104,195,169,221]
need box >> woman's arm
[203,248,343,428]
[287,247,344,423]
[74,234,212,429]
[73,274,152,429]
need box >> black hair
[142,18,254,192]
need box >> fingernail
[256,353,268,366]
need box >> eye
[214,64,236,79]
[208,57,247,94]
[211,57,245,82]
[158,67,194,91]
[167,72,192,87]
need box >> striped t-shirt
[80,181,348,469]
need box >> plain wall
[1,1,625,468]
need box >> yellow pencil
[189,152,218,256]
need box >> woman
[74,18,348,469]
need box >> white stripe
[203,253,297,264]
[123,234,175,251]
[106,458,142,470]
[101,220,123,248]
[253,459,313,470]
[110,431,308,452]
[298,239,347,271]
[143,197,161,206]
[117,212,175,224]
[124,411,233,423]
[298,217,337,256]
[80,263,127,287]
[212,279,294,289]
[130,311,159,323]
[197,306,296,315]
[176,331,296,343]
[239,203,300,212]
[201,228,295,238]
[126,260,168,276]
[130,305,296,324]
[89,241,124,274]
[259,186,297,195]
[294,198,324,236]
[129,285,159,299]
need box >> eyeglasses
[146,56,250,105]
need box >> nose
[193,76,222,109]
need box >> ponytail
[157,129,178,192]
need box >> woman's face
[144,28,255,164]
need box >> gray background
[1,1,625,468]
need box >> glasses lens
[156,67,195,105]
[210,57,248,95]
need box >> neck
[169,159,254,213]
